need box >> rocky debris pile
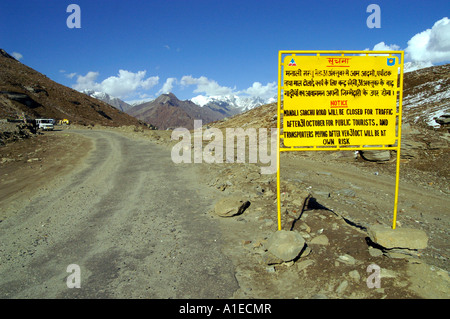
[401,123,449,158]
[207,170,449,298]
[0,121,37,145]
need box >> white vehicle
[35,119,54,131]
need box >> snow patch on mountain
[81,89,133,112]
[191,94,276,111]
[404,61,434,73]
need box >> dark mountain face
[0,49,144,127]
[126,92,229,130]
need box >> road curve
[0,129,239,298]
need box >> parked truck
[35,119,54,131]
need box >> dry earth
[0,125,449,299]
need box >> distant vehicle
[58,119,70,125]
[35,118,54,131]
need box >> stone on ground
[265,230,306,262]
[214,196,250,217]
[360,150,390,162]
[367,225,428,250]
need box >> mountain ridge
[126,92,231,130]
[82,90,133,113]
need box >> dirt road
[1,127,448,299]
[0,129,238,298]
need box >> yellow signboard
[277,51,404,230]
[283,54,399,147]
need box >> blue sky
[1,0,449,103]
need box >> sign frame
[276,50,405,230]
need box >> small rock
[214,196,250,217]
[348,270,361,282]
[300,223,311,233]
[336,280,349,294]
[266,266,276,273]
[368,246,384,257]
[337,254,356,265]
[297,259,315,272]
[380,268,398,278]
[310,234,329,246]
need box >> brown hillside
[0,49,145,127]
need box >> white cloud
[65,72,77,79]
[372,42,400,51]
[362,42,401,56]
[180,75,278,102]
[157,77,177,95]
[364,18,450,65]
[73,70,159,98]
[180,75,234,96]
[11,52,23,60]
[239,81,277,99]
[73,71,100,90]
[406,17,450,63]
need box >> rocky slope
[0,49,145,128]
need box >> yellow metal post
[277,51,282,231]
[392,51,405,230]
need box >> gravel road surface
[0,129,238,298]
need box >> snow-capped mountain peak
[404,61,434,73]
[81,89,133,112]
[190,94,275,111]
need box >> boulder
[265,230,306,262]
[214,196,250,217]
[367,225,428,250]
[360,150,390,162]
